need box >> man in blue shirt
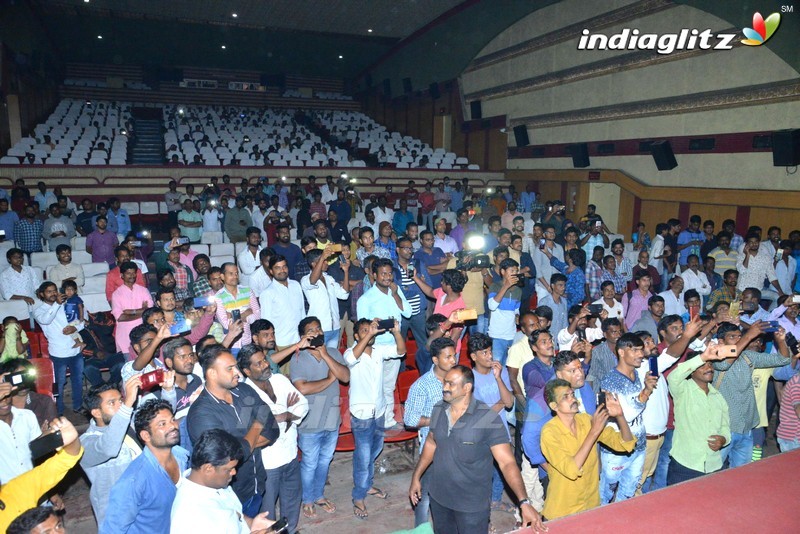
[33,181,57,213]
[103,399,190,534]
[0,198,19,242]
[108,197,132,238]
[413,230,449,289]
[677,215,704,268]
[392,198,415,237]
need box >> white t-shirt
[202,209,221,232]
[593,297,624,322]
[0,407,41,484]
[170,476,249,534]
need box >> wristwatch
[519,499,531,507]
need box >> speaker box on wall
[429,82,440,100]
[772,129,800,166]
[402,77,412,94]
[650,140,678,170]
[513,125,529,147]
[570,143,590,168]
[382,78,391,97]
[470,100,482,120]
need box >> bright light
[340,172,347,179]
[467,235,485,250]
[368,29,373,33]
[221,45,226,49]
[338,55,343,59]
[177,107,185,115]
[281,176,286,181]
[120,128,127,136]
[486,187,493,194]
[97,35,103,40]
[231,13,238,18]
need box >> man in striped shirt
[707,232,739,277]
[395,237,432,373]
[215,262,260,348]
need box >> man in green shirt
[666,344,731,485]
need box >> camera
[140,369,165,391]
[308,334,325,348]
[4,368,36,388]
[454,250,490,270]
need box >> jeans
[469,314,488,336]
[778,437,800,452]
[491,338,514,367]
[599,446,646,504]
[241,493,263,519]
[351,414,385,501]
[414,468,432,527]
[52,355,84,415]
[720,430,753,468]
[261,458,302,534]
[421,211,436,232]
[490,466,505,502]
[666,458,707,486]
[650,428,673,493]
[83,352,126,387]
[298,429,338,504]
[430,497,490,534]
[324,329,341,353]
[402,312,430,374]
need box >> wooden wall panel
[688,203,737,228]
[468,131,485,169]
[487,129,507,171]
[638,201,679,236]
[749,208,800,235]
[618,189,635,236]
[419,104,434,146]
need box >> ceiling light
[232,13,238,18]
[368,29,373,33]
[338,55,343,59]
[84,0,90,3]
[97,35,103,39]
[221,45,226,49]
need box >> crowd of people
[0,174,799,534]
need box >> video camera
[454,250,491,271]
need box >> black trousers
[430,497,490,534]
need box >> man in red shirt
[105,246,146,301]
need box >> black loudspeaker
[382,78,391,97]
[650,140,678,170]
[570,143,590,168]
[772,129,800,166]
[403,77,412,94]
[470,100,482,120]
[429,82,440,100]
[513,125,529,147]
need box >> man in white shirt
[681,254,711,306]
[47,244,85,293]
[0,247,40,304]
[249,248,274,300]
[344,318,405,519]
[371,195,394,228]
[32,281,85,416]
[239,344,308,534]
[301,248,349,352]
[320,176,338,205]
[259,255,305,349]
[251,198,271,244]
[556,305,605,352]
[737,233,782,309]
[0,379,41,484]
[170,428,274,534]
[237,227,263,287]
[202,202,221,233]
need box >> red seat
[335,384,355,452]
[29,357,56,400]
[27,331,43,358]
[397,369,419,404]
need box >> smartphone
[177,237,191,245]
[193,296,212,308]
[170,319,191,336]
[308,334,325,348]
[406,263,415,277]
[455,308,478,322]
[0,230,5,237]
[266,517,289,533]
[588,304,604,315]
[330,243,343,252]
[728,300,740,316]
[785,332,799,354]
[648,355,659,377]
[717,345,737,358]
[689,305,700,321]
[792,295,800,305]
[576,329,586,342]
[775,249,783,261]
[595,220,602,228]
[539,238,546,250]
[764,320,780,333]
[4,369,36,387]
[597,391,606,407]
[377,318,395,331]
[231,309,241,322]
[29,430,64,459]
[136,230,150,239]
[140,369,165,391]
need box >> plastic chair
[397,369,420,404]
[29,357,55,400]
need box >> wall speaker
[772,129,800,166]
[402,77,412,94]
[382,78,391,97]
[470,100,482,120]
[650,140,678,170]
[569,143,590,168]
[513,125,529,147]
[429,82,440,100]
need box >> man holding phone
[487,258,522,366]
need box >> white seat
[30,252,59,270]
[71,250,93,264]
[0,156,20,164]
[234,242,247,257]
[201,232,224,245]
[209,243,234,257]
[83,292,112,313]
[467,164,479,170]
[455,157,468,165]
[0,299,30,322]
[140,202,159,215]
[83,262,110,278]
[189,244,209,256]
[121,202,139,216]
[209,255,235,268]
[82,275,107,294]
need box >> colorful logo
[741,12,781,46]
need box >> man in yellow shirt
[540,379,635,520]
[0,415,83,531]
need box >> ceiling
[36,0,466,38]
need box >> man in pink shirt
[501,201,522,231]
[111,262,154,356]
[623,272,654,330]
[105,246,147,301]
